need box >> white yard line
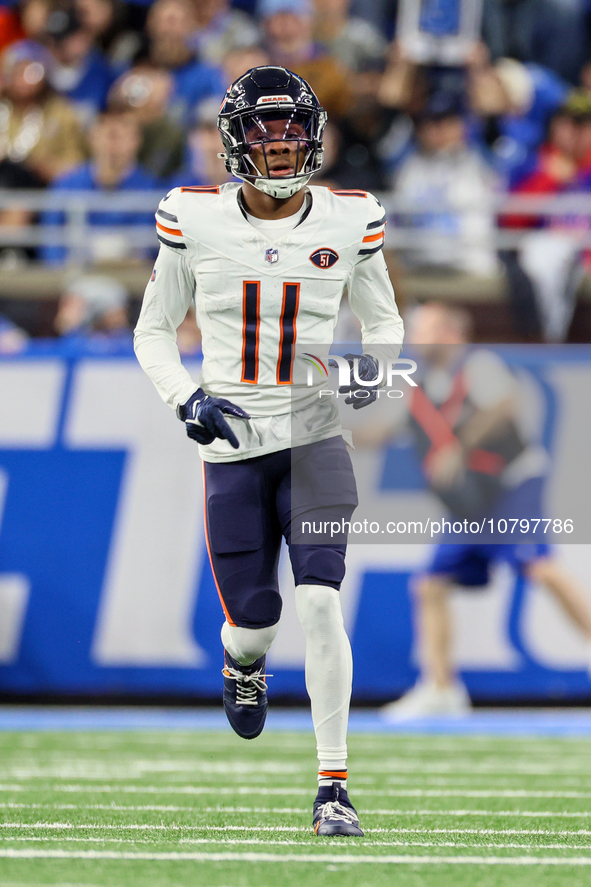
[3,808,591,820]
[0,835,589,851]
[3,783,591,799]
[4,822,591,837]
[1,849,591,865]
[4,817,591,836]
[2,802,591,830]
[4,764,591,778]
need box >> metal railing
[0,189,590,256]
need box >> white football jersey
[135,182,404,461]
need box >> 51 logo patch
[310,248,339,269]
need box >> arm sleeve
[134,197,199,408]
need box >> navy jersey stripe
[277,283,300,384]
[241,281,260,383]
[157,234,186,250]
[157,208,179,223]
[358,243,384,256]
[294,197,313,228]
[366,214,386,230]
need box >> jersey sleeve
[154,189,187,252]
[348,192,403,358]
[347,191,404,360]
[357,193,387,259]
[134,191,198,409]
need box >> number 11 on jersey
[241,280,300,385]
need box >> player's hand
[330,353,380,409]
[176,389,250,449]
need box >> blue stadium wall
[1,346,591,703]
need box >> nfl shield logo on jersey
[265,248,279,264]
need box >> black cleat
[222,651,270,740]
[313,782,364,837]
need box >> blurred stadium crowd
[2,0,591,346]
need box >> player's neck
[240,183,307,221]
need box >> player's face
[244,116,308,179]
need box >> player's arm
[337,202,405,408]
[134,192,249,448]
[347,206,404,353]
[134,201,199,409]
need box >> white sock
[221,622,279,666]
[295,584,352,787]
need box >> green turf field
[1,726,591,887]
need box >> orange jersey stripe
[329,188,367,197]
[181,186,220,193]
[318,770,348,778]
[156,221,183,237]
[362,231,385,243]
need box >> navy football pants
[203,436,358,629]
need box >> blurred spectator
[169,97,233,187]
[42,5,115,125]
[0,40,87,182]
[75,0,143,70]
[481,0,587,86]
[314,114,390,190]
[352,0,587,83]
[259,0,352,120]
[379,43,568,183]
[0,312,28,352]
[502,92,591,341]
[41,108,158,265]
[508,93,591,211]
[108,66,185,179]
[312,0,387,73]
[393,92,499,277]
[0,158,44,266]
[580,58,591,102]
[189,0,261,66]
[469,50,568,184]
[16,0,51,42]
[54,273,133,350]
[141,0,225,124]
[222,44,270,87]
[348,0,397,39]
[0,6,25,53]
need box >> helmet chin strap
[252,173,312,199]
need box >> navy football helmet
[217,66,327,199]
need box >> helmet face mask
[218,66,327,199]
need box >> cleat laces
[315,800,360,826]
[222,665,272,706]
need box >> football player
[134,66,404,836]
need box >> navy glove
[330,353,380,409]
[176,388,250,449]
